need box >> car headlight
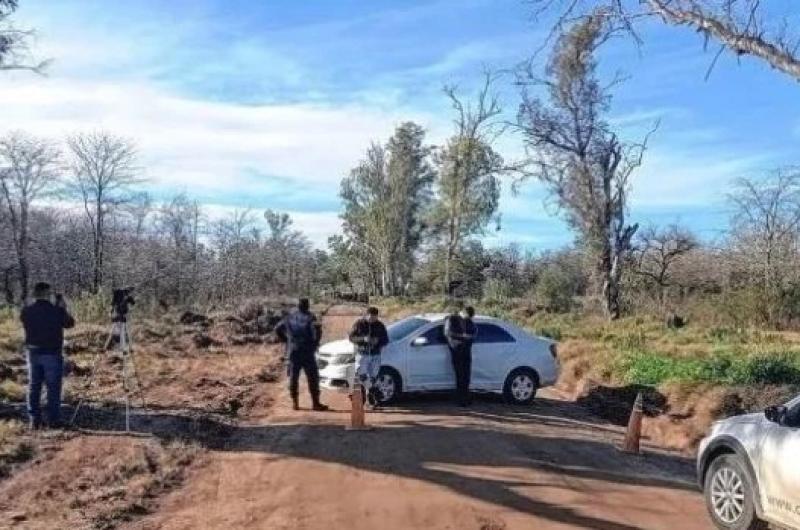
[331,354,355,365]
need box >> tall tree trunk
[93,201,104,293]
[2,268,15,305]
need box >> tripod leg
[69,350,106,427]
[122,324,146,408]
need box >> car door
[758,402,800,528]
[471,323,517,390]
[406,324,453,390]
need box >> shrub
[535,326,563,341]
[730,353,800,385]
[533,265,578,313]
[0,380,25,402]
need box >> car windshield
[387,317,428,342]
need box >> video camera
[111,287,135,322]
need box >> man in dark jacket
[348,306,389,408]
[20,282,75,429]
[444,302,476,407]
[274,298,328,411]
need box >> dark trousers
[287,353,320,404]
[27,350,64,426]
[449,344,472,405]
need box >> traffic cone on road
[621,392,644,454]
[346,383,369,431]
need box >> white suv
[316,314,559,405]
[697,394,800,529]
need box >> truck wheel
[503,368,538,405]
[704,454,766,530]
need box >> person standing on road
[275,298,329,412]
[460,306,477,406]
[349,306,389,409]
[444,302,474,407]
[21,282,75,430]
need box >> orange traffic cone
[621,392,644,454]
[346,383,369,431]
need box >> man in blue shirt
[20,282,75,429]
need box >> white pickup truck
[697,393,800,529]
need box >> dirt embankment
[0,299,294,529]
[557,340,797,453]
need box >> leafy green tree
[431,74,504,295]
[339,122,433,295]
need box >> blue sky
[3,0,798,248]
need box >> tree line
[3,1,800,328]
[0,130,327,309]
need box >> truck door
[758,402,800,528]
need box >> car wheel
[376,367,402,405]
[703,454,767,530]
[503,368,538,405]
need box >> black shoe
[29,419,42,431]
[291,398,300,411]
[312,403,330,412]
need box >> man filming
[20,282,75,430]
[349,306,389,409]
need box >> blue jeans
[27,350,64,426]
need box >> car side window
[475,323,515,344]
[419,325,447,345]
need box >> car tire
[703,454,767,530]
[375,367,402,405]
[503,367,538,405]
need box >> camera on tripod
[112,287,135,323]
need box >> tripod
[70,318,146,432]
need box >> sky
[2,0,799,249]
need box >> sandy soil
[128,309,713,530]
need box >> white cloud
[0,77,448,194]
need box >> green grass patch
[617,349,800,386]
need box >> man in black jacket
[349,306,389,408]
[274,298,329,412]
[444,302,476,407]
[20,282,75,429]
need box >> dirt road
[130,307,712,530]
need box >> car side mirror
[411,336,429,347]
[765,405,787,425]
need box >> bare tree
[66,131,140,293]
[0,131,61,301]
[516,14,655,319]
[728,168,800,322]
[0,0,47,73]
[633,223,698,306]
[433,72,504,295]
[531,0,800,82]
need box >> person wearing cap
[348,306,389,409]
[20,282,75,429]
[274,298,329,411]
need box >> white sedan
[316,313,559,405]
